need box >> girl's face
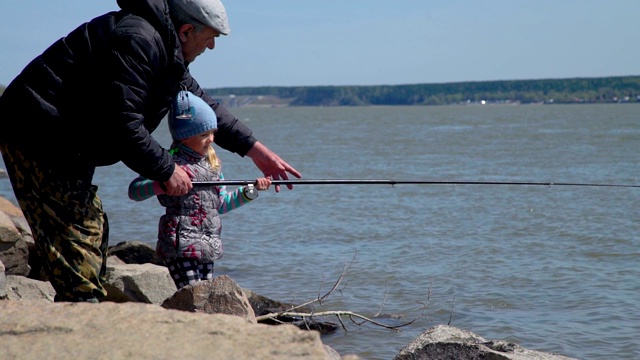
[181,130,215,156]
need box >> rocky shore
[0,193,578,360]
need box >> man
[0,0,300,302]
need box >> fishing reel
[243,184,258,200]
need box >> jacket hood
[117,0,177,55]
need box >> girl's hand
[255,177,272,191]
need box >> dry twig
[255,250,424,331]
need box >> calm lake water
[1,104,639,359]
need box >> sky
[1,0,639,88]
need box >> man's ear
[178,24,195,42]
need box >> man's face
[179,25,220,63]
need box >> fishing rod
[192,179,640,188]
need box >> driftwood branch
[259,310,417,330]
[255,250,426,331]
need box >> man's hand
[246,141,301,192]
[163,165,192,196]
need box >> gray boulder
[0,209,30,276]
[162,274,256,322]
[103,262,177,303]
[1,274,55,302]
[395,324,577,360]
[108,240,163,265]
[0,197,32,276]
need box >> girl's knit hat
[169,91,218,140]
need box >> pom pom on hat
[170,0,230,35]
[169,91,218,141]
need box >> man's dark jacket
[0,0,255,182]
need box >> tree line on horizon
[2,76,639,106]
[204,75,640,106]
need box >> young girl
[128,90,271,289]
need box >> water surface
[1,104,638,359]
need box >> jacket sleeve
[101,19,175,182]
[128,176,164,201]
[181,74,257,157]
[217,172,254,214]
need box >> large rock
[0,197,32,276]
[395,324,577,360]
[162,275,256,322]
[0,301,331,360]
[0,210,30,276]
[0,196,21,217]
[1,274,55,302]
[0,196,32,244]
[108,240,163,265]
[244,287,314,316]
[103,262,177,304]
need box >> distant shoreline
[212,95,640,109]
[205,75,640,108]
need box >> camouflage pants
[0,143,109,301]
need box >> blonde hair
[206,146,221,171]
